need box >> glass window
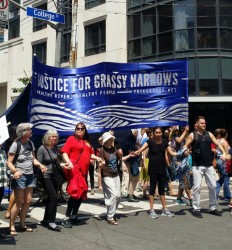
[128,39,141,58]
[220,29,232,49]
[33,3,47,32]
[188,59,196,80]
[197,29,217,48]
[142,8,156,36]
[128,0,141,9]
[189,80,196,96]
[142,36,156,56]
[222,80,232,95]
[158,4,172,33]
[61,32,71,63]
[158,32,173,53]
[85,20,106,56]
[222,58,232,79]
[85,0,105,9]
[197,0,216,27]
[219,0,232,28]
[8,8,20,40]
[62,0,72,32]
[199,79,219,96]
[175,29,195,50]
[128,13,141,38]
[174,0,195,30]
[199,58,218,79]
[32,42,47,64]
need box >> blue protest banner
[29,56,188,135]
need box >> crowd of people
[0,115,231,237]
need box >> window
[8,0,20,40]
[33,3,47,32]
[158,5,172,33]
[85,20,106,56]
[128,0,141,9]
[128,39,141,58]
[142,36,156,56]
[85,0,105,9]
[197,29,217,48]
[219,0,232,28]
[175,29,195,50]
[32,42,47,64]
[197,0,216,27]
[189,80,196,96]
[222,80,232,95]
[128,13,141,38]
[220,29,232,49]
[158,32,173,54]
[61,0,72,63]
[199,79,219,95]
[174,0,195,30]
[61,32,71,63]
[142,8,156,36]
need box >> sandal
[19,226,33,232]
[9,230,17,237]
[107,219,118,225]
[5,214,10,219]
[228,203,232,208]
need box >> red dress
[61,135,94,199]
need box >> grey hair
[42,129,59,146]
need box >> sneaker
[118,203,123,209]
[175,198,188,206]
[210,209,222,216]
[128,197,137,202]
[128,195,139,202]
[121,193,128,198]
[62,219,72,228]
[192,210,203,218]
[161,210,174,217]
[149,210,158,219]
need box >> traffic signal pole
[69,0,78,68]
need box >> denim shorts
[11,174,37,190]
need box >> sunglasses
[76,127,85,131]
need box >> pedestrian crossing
[0,191,183,227]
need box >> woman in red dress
[61,122,102,228]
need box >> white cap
[98,132,115,145]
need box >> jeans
[216,159,231,200]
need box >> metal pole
[69,0,78,68]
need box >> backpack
[7,139,33,178]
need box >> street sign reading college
[0,0,8,29]
[26,6,65,24]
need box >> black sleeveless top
[192,131,213,167]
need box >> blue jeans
[216,159,231,200]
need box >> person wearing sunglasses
[61,122,102,228]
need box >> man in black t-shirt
[184,116,227,218]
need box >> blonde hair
[42,129,59,146]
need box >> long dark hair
[75,122,91,144]
[3,125,17,153]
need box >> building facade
[0,0,232,133]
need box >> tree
[11,76,32,93]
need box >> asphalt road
[0,182,232,250]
